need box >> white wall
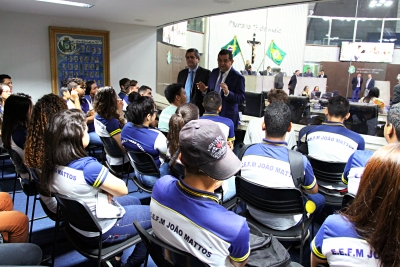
[0,11,156,101]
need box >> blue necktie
[216,72,224,93]
[185,71,194,102]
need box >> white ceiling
[0,0,326,27]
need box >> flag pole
[257,40,273,71]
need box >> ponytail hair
[167,103,199,163]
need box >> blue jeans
[352,87,360,102]
[89,131,103,147]
[135,162,170,187]
[102,195,151,267]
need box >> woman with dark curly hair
[93,86,130,172]
[311,143,400,267]
[24,93,67,213]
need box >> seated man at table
[244,89,296,149]
[150,120,250,267]
[306,95,365,163]
[241,101,324,230]
[343,103,400,195]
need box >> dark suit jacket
[207,67,245,128]
[177,66,211,115]
[274,72,284,89]
[288,74,297,90]
[319,74,327,78]
[365,78,375,90]
[351,77,363,90]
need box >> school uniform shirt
[94,114,128,166]
[121,122,167,167]
[342,150,374,195]
[311,214,380,266]
[79,97,95,133]
[151,175,250,267]
[50,157,117,237]
[11,124,27,161]
[66,99,76,109]
[307,122,365,163]
[199,114,235,142]
[241,139,316,230]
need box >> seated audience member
[84,80,98,105]
[123,80,139,108]
[200,91,235,146]
[158,83,187,133]
[301,86,310,98]
[311,143,400,267]
[0,83,12,115]
[167,103,199,163]
[0,192,29,243]
[68,81,102,147]
[241,102,324,230]
[343,103,400,195]
[138,85,153,98]
[1,93,32,167]
[60,86,75,109]
[121,93,169,187]
[200,91,236,202]
[0,74,12,90]
[243,89,296,149]
[118,78,130,100]
[358,87,385,113]
[94,87,130,172]
[25,94,67,214]
[306,95,365,162]
[310,86,320,99]
[41,109,151,267]
[151,119,250,267]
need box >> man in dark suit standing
[207,49,245,129]
[351,73,363,102]
[363,73,375,97]
[288,70,300,95]
[177,48,211,115]
[319,70,327,78]
[273,68,284,89]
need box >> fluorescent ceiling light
[376,2,383,6]
[384,1,393,6]
[35,0,93,8]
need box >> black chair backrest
[5,148,30,175]
[235,176,304,215]
[127,150,160,177]
[243,92,265,117]
[307,156,346,183]
[100,136,124,158]
[133,221,209,267]
[55,194,101,233]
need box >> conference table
[155,93,387,152]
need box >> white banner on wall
[206,4,308,76]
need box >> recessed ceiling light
[35,0,93,8]
[213,0,233,4]
[384,0,393,6]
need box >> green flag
[221,36,241,57]
[266,41,286,66]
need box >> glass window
[187,18,204,33]
[356,19,384,42]
[306,17,330,45]
[330,19,357,45]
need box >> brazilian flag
[221,36,241,57]
[266,41,286,66]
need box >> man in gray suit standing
[274,68,284,89]
[363,74,375,97]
